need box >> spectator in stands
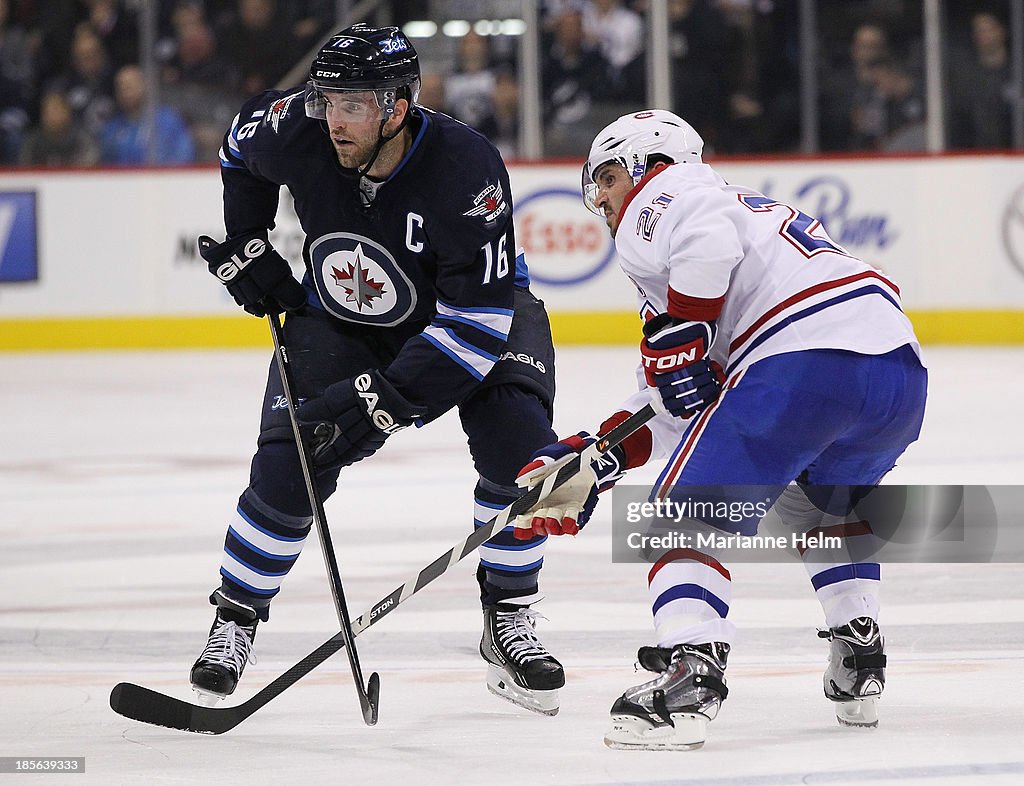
[445,30,500,133]
[861,55,925,152]
[843,52,925,152]
[160,2,237,162]
[666,0,730,146]
[715,0,800,153]
[46,22,116,136]
[1,0,38,109]
[284,0,333,53]
[78,0,138,69]
[583,0,644,98]
[815,21,897,150]
[541,6,609,155]
[0,72,28,163]
[161,2,227,88]
[487,67,521,159]
[99,64,196,165]
[33,0,81,87]
[0,0,34,161]
[20,89,99,166]
[948,9,1014,150]
[418,69,446,112]
[218,0,298,96]
[820,21,893,151]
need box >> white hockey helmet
[582,109,704,215]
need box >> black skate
[819,616,886,727]
[605,642,730,750]
[189,591,258,706]
[480,603,564,716]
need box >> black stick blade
[110,682,238,735]
[362,672,381,726]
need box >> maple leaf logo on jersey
[330,244,386,310]
[462,182,507,223]
[310,232,416,326]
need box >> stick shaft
[267,313,378,724]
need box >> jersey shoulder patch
[461,180,509,224]
[225,88,318,163]
[424,115,512,229]
[262,89,306,135]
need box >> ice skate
[189,590,259,706]
[605,642,729,751]
[819,616,886,727]
[480,603,564,716]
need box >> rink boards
[2,154,1024,349]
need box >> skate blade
[834,695,879,727]
[486,664,559,716]
[192,687,228,707]
[604,712,708,751]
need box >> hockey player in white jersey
[513,110,927,749]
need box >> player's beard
[332,136,374,170]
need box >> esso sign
[514,188,615,285]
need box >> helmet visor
[581,159,623,216]
[304,84,392,121]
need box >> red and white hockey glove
[641,313,725,419]
[513,433,626,539]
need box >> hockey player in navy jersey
[190,24,564,716]
[513,110,929,747]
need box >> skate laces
[201,618,257,674]
[496,608,551,664]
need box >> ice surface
[1,346,1022,784]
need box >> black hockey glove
[199,231,307,317]
[296,370,427,469]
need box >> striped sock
[474,480,546,606]
[807,561,881,628]
[648,548,736,646]
[218,491,312,619]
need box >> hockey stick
[266,312,379,725]
[110,405,657,734]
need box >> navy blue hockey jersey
[217,87,530,412]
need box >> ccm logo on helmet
[354,373,408,434]
[316,70,343,78]
[215,238,266,282]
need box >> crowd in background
[1,0,335,165]
[0,0,1019,167]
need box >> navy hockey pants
[215,289,557,619]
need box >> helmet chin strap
[356,114,405,180]
[326,105,413,182]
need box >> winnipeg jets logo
[379,36,409,54]
[308,232,417,326]
[266,91,301,133]
[463,182,507,223]
[330,244,386,310]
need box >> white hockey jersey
[612,163,922,460]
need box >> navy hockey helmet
[305,23,421,122]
